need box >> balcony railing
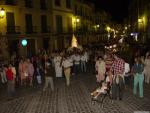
[41,26,51,33]
[26,26,38,34]
[6,26,21,34]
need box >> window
[25,14,33,33]
[41,15,48,33]
[80,6,83,16]
[75,5,77,14]
[67,17,72,33]
[40,0,47,10]
[25,0,33,8]
[5,0,16,5]
[66,0,71,9]
[56,15,63,33]
[55,0,61,7]
[6,12,15,33]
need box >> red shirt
[111,58,125,75]
[6,68,14,81]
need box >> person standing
[62,56,72,86]
[53,53,62,77]
[80,52,87,73]
[95,56,106,83]
[74,53,81,75]
[27,59,34,86]
[5,64,16,97]
[132,57,144,98]
[144,55,150,84]
[0,65,7,84]
[111,54,125,100]
[43,60,55,91]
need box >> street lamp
[76,18,80,23]
[138,18,142,23]
[76,18,80,32]
[0,8,5,19]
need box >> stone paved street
[0,74,150,113]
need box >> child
[91,71,113,99]
[91,82,108,99]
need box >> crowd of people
[0,48,89,97]
[0,46,150,101]
[91,49,150,100]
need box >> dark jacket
[45,61,55,77]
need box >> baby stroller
[90,79,113,108]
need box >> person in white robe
[53,53,63,77]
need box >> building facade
[0,0,53,58]
[0,0,111,59]
[128,0,150,43]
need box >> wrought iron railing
[6,26,21,34]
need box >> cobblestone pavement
[0,74,150,113]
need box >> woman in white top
[95,56,106,83]
[62,56,72,86]
[144,54,150,84]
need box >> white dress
[54,56,62,77]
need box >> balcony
[26,26,38,34]
[41,26,51,33]
[6,26,21,34]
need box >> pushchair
[90,81,113,108]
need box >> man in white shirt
[73,53,81,75]
[80,52,87,73]
[123,62,130,86]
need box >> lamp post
[0,8,5,34]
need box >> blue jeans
[133,73,144,97]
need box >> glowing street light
[138,18,143,23]
[21,39,28,47]
[106,26,111,32]
[0,8,5,19]
[97,24,100,28]
[76,18,80,23]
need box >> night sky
[86,0,131,23]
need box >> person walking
[62,55,72,86]
[132,57,144,98]
[111,53,125,100]
[144,55,150,84]
[43,60,55,91]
